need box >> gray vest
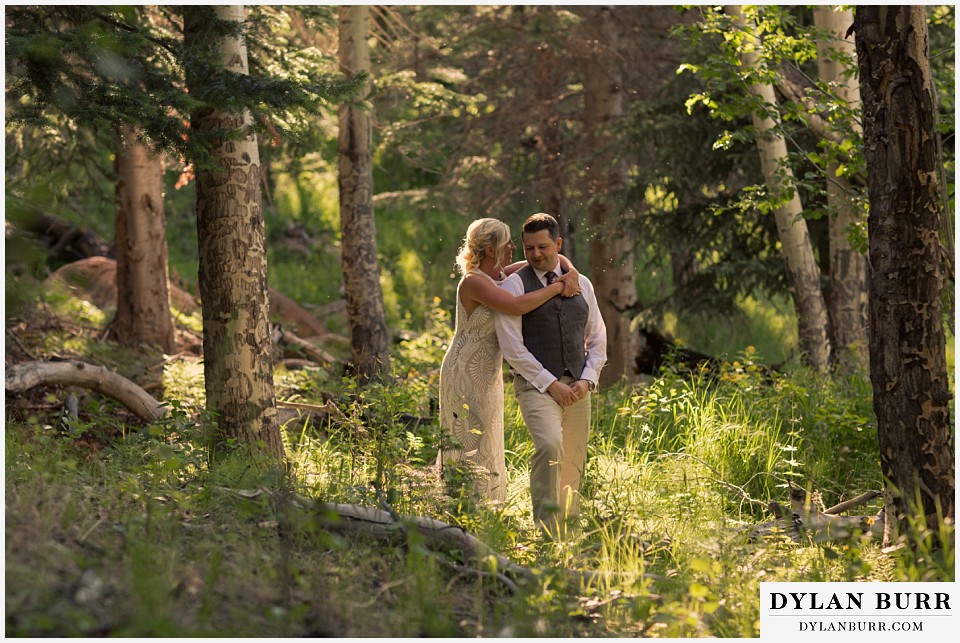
[518,265,589,380]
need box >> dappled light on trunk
[184,5,283,462]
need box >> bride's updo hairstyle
[455,218,512,276]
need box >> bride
[438,218,579,502]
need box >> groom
[494,213,607,537]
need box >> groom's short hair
[522,213,560,240]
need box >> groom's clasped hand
[547,378,589,407]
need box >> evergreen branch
[89,9,182,60]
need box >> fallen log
[277,328,339,365]
[786,487,884,542]
[5,360,168,422]
[24,212,347,342]
[49,256,199,313]
[750,487,883,543]
[824,490,881,516]
[275,399,369,439]
[278,407,326,430]
[221,487,655,589]
[304,299,347,322]
[18,207,113,260]
[277,358,321,371]
[635,324,777,379]
[269,288,348,342]
[277,399,335,429]
[316,501,536,584]
[635,325,722,377]
[276,400,338,414]
[4,359,352,432]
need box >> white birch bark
[729,5,831,371]
[186,5,283,461]
[814,6,869,371]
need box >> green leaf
[689,582,710,599]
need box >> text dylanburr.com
[760,582,956,640]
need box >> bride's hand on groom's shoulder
[557,272,581,297]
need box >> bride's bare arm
[556,255,581,297]
[460,272,564,316]
[501,257,580,297]
[503,260,527,276]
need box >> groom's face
[521,229,562,273]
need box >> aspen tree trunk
[534,37,573,261]
[338,5,391,384]
[578,6,638,385]
[854,6,954,541]
[184,5,283,462]
[729,5,831,371]
[813,6,869,372]
[110,124,176,354]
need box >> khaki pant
[514,374,590,536]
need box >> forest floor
[4,282,955,637]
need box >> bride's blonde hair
[455,218,512,276]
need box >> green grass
[661,294,799,365]
[5,274,954,637]
[5,365,952,636]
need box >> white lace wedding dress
[437,270,506,502]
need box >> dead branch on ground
[750,486,883,543]
[275,328,340,365]
[5,360,168,422]
[219,487,655,590]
